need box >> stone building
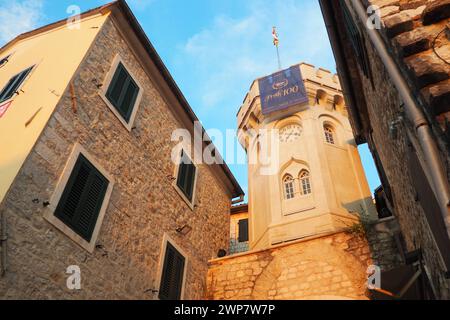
[206,63,403,300]
[229,204,249,255]
[319,0,450,299]
[236,63,377,250]
[0,0,243,299]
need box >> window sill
[43,212,96,253]
[284,194,312,201]
[44,143,115,253]
[99,92,135,132]
[172,183,195,211]
[283,206,316,216]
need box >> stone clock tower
[237,63,377,251]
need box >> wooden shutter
[407,144,450,272]
[54,154,109,242]
[0,54,10,68]
[106,62,139,122]
[184,163,196,201]
[159,242,185,300]
[0,66,33,103]
[238,219,249,242]
[176,150,196,202]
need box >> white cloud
[0,0,44,44]
[177,0,335,114]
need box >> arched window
[299,171,312,195]
[316,89,327,106]
[324,125,335,145]
[283,175,295,200]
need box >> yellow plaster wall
[0,13,109,203]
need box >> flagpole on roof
[276,44,281,70]
[272,26,282,70]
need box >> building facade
[319,0,450,299]
[206,63,403,300]
[0,1,243,299]
[236,63,377,251]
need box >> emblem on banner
[258,66,308,115]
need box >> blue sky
[0,0,381,198]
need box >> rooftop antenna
[272,26,282,70]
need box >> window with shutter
[0,54,10,68]
[159,242,186,300]
[54,154,109,242]
[341,3,372,81]
[176,150,197,202]
[0,66,34,103]
[238,219,249,243]
[106,62,139,123]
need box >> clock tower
[237,63,377,251]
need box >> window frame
[341,2,373,82]
[100,54,143,131]
[324,125,336,145]
[0,65,35,104]
[172,148,198,210]
[238,218,249,243]
[283,174,296,200]
[299,170,312,196]
[0,54,11,68]
[44,143,115,253]
[155,234,188,300]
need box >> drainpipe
[0,209,6,276]
[349,0,450,234]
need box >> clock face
[279,124,302,143]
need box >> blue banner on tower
[258,66,308,115]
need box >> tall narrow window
[341,3,372,80]
[300,171,312,195]
[283,175,295,200]
[0,66,34,103]
[105,62,140,123]
[176,150,197,202]
[238,219,249,242]
[324,125,335,145]
[54,154,109,242]
[159,242,186,300]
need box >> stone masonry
[320,0,450,298]
[358,0,450,299]
[0,17,232,299]
[207,220,402,300]
[362,0,449,169]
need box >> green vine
[344,205,371,237]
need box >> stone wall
[362,39,450,300]
[0,17,231,299]
[364,0,450,169]
[359,0,450,299]
[335,0,450,299]
[207,225,402,300]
